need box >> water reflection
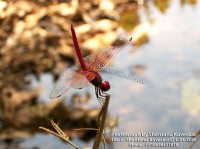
[181,0,197,6]
[152,0,171,13]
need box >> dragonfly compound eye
[100,81,110,92]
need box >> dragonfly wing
[71,71,96,89]
[83,54,97,70]
[49,68,93,99]
[75,54,96,70]
[85,39,131,72]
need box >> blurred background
[0,0,200,149]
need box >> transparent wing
[84,38,131,72]
[75,54,96,70]
[49,68,95,99]
[71,70,96,89]
[83,54,97,70]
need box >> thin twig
[39,120,79,149]
[98,105,104,127]
[188,131,200,149]
[93,95,110,149]
[102,135,106,149]
[39,95,110,149]
[50,119,68,139]
[74,128,98,131]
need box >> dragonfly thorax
[90,72,102,86]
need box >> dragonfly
[50,24,132,105]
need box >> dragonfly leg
[95,87,104,106]
[99,89,107,98]
[98,87,109,105]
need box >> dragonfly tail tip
[71,24,74,31]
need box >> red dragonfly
[50,25,132,105]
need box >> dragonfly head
[100,81,110,92]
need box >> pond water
[22,1,200,149]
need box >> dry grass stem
[93,94,110,149]
[39,95,110,149]
[39,119,79,149]
[189,130,200,149]
[74,128,98,131]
